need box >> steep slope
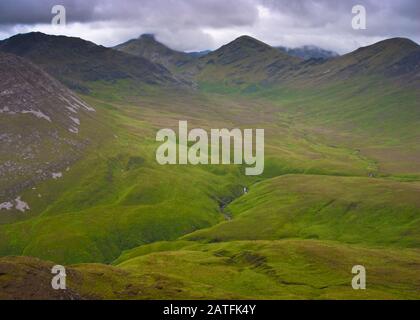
[114,34,193,71]
[0,52,96,220]
[0,32,183,92]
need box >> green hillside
[184,175,420,247]
[0,33,419,299]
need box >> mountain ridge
[289,37,420,85]
[114,34,194,71]
[0,32,185,92]
[2,32,418,91]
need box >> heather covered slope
[2,239,420,300]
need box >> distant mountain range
[1,32,418,93]
[116,34,339,62]
[276,45,339,60]
[187,50,212,58]
[114,33,420,87]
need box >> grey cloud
[0,0,418,53]
[0,0,259,51]
[0,0,96,25]
[0,0,259,27]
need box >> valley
[0,32,419,300]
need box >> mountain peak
[139,33,157,41]
[210,35,279,61]
[377,37,419,49]
[235,35,259,41]
[355,37,419,55]
[115,34,193,70]
[0,32,99,54]
[228,35,272,50]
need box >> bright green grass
[0,84,387,264]
[0,92,252,264]
[184,175,420,247]
[198,77,420,177]
[0,76,419,299]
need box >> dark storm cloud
[260,0,419,35]
[0,0,418,53]
[0,0,96,24]
[0,0,258,27]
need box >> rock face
[0,52,95,211]
[0,52,94,130]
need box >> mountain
[187,36,420,89]
[286,37,420,85]
[0,32,183,92]
[187,50,212,58]
[277,45,339,60]
[114,34,193,71]
[0,33,419,300]
[0,52,97,219]
[186,35,302,86]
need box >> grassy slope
[184,175,420,247]
[0,71,419,298]
[2,239,420,299]
[0,93,249,264]
[260,79,420,177]
[109,240,420,300]
[0,80,391,264]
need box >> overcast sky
[0,0,419,54]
